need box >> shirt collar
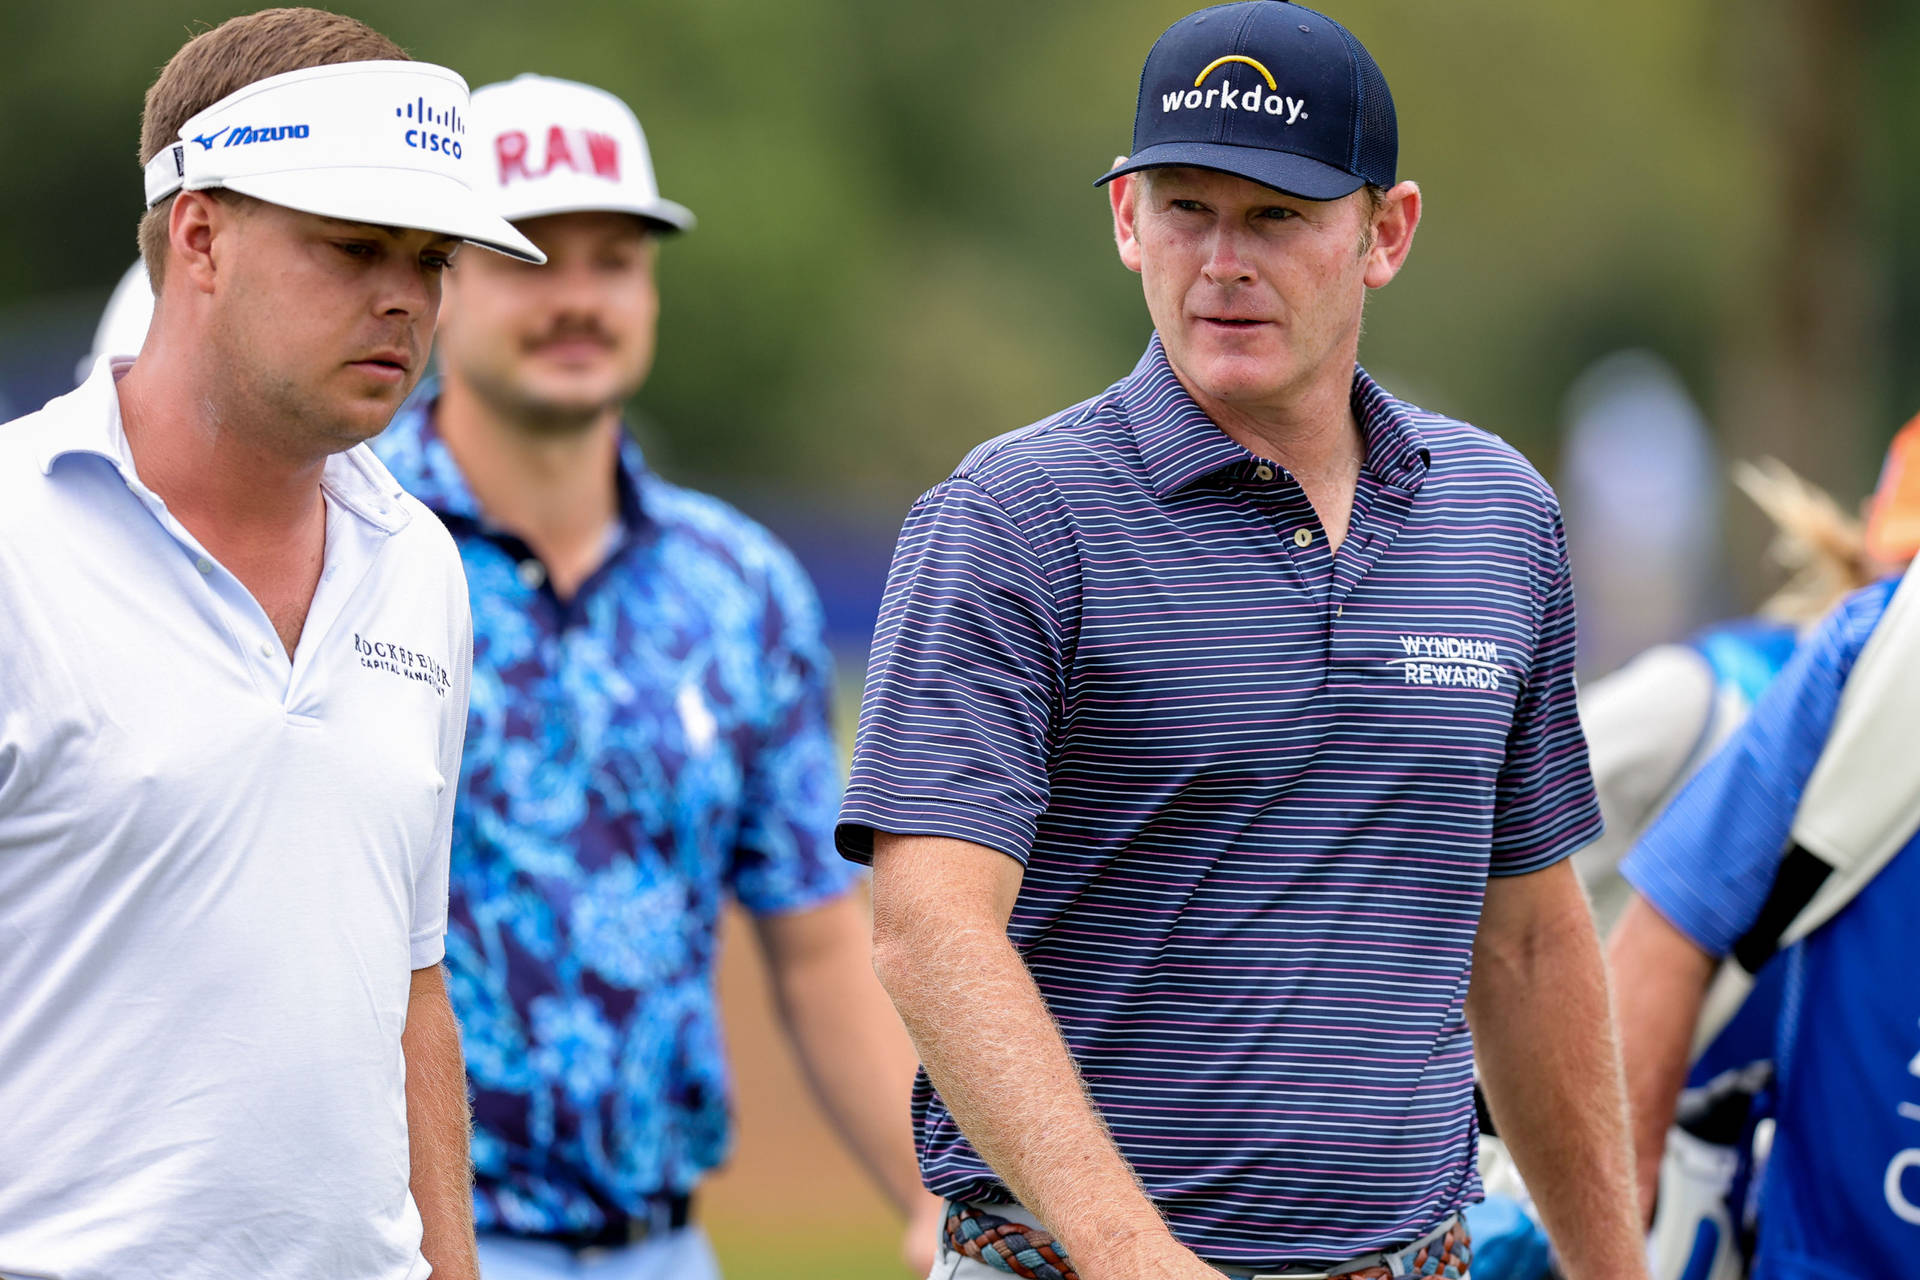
[378,378,655,534]
[1120,335,1432,497]
[38,356,414,534]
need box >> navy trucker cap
[1094,0,1397,200]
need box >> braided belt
[1332,1220,1471,1280]
[944,1203,1472,1280]
[944,1201,1080,1280]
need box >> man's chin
[1181,351,1295,406]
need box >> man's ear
[167,191,231,296]
[1363,179,1421,289]
[1109,166,1144,275]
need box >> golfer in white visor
[0,10,528,1279]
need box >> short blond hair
[137,8,409,285]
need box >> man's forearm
[1605,894,1718,1224]
[871,890,1181,1274]
[1470,866,1646,1280]
[870,833,1216,1280]
[403,965,478,1280]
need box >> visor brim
[1093,142,1366,202]
[224,168,547,263]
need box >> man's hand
[1087,1236,1225,1280]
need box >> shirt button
[1294,528,1313,548]
[194,557,212,575]
[259,641,275,659]
[517,560,547,589]
[1254,464,1274,481]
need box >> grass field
[710,1219,909,1279]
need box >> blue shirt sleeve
[726,535,859,915]
[1490,509,1606,874]
[1620,581,1895,954]
[835,477,1070,866]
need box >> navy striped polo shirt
[837,336,1601,1263]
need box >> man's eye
[1260,207,1298,221]
[335,242,377,259]
[1171,199,1208,213]
[423,255,455,273]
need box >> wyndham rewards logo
[1388,634,1507,692]
[1161,55,1309,125]
[191,123,310,150]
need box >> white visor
[143,60,544,263]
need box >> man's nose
[378,257,436,319]
[1202,228,1256,286]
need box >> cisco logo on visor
[397,96,464,158]
[1163,55,1308,124]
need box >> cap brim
[497,194,697,235]
[503,195,698,235]
[1093,142,1365,201]
[224,168,547,263]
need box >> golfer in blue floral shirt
[373,74,938,1280]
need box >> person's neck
[1170,352,1369,553]
[115,326,328,542]
[1178,359,1366,489]
[433,375,622,597]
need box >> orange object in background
[1865,412,1920,564]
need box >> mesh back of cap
[1338,25,1397,188]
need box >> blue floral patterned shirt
[374,390,857,1236]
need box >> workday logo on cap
[1096,0,1397,202]
[1158,54,1310,125]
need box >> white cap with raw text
[471,73,694,232]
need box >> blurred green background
[5,2,1919,1275]
[6,0,1919,522]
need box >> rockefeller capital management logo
[353,633,451,696]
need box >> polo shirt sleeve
[1489,511,1604,875]
[413,589,472,970]
[726,538,860,916]
[1621,583,1887,955]
[836,476,1068,867]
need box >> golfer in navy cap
[840,5,1647,1278]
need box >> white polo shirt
[0,360,472,1279]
